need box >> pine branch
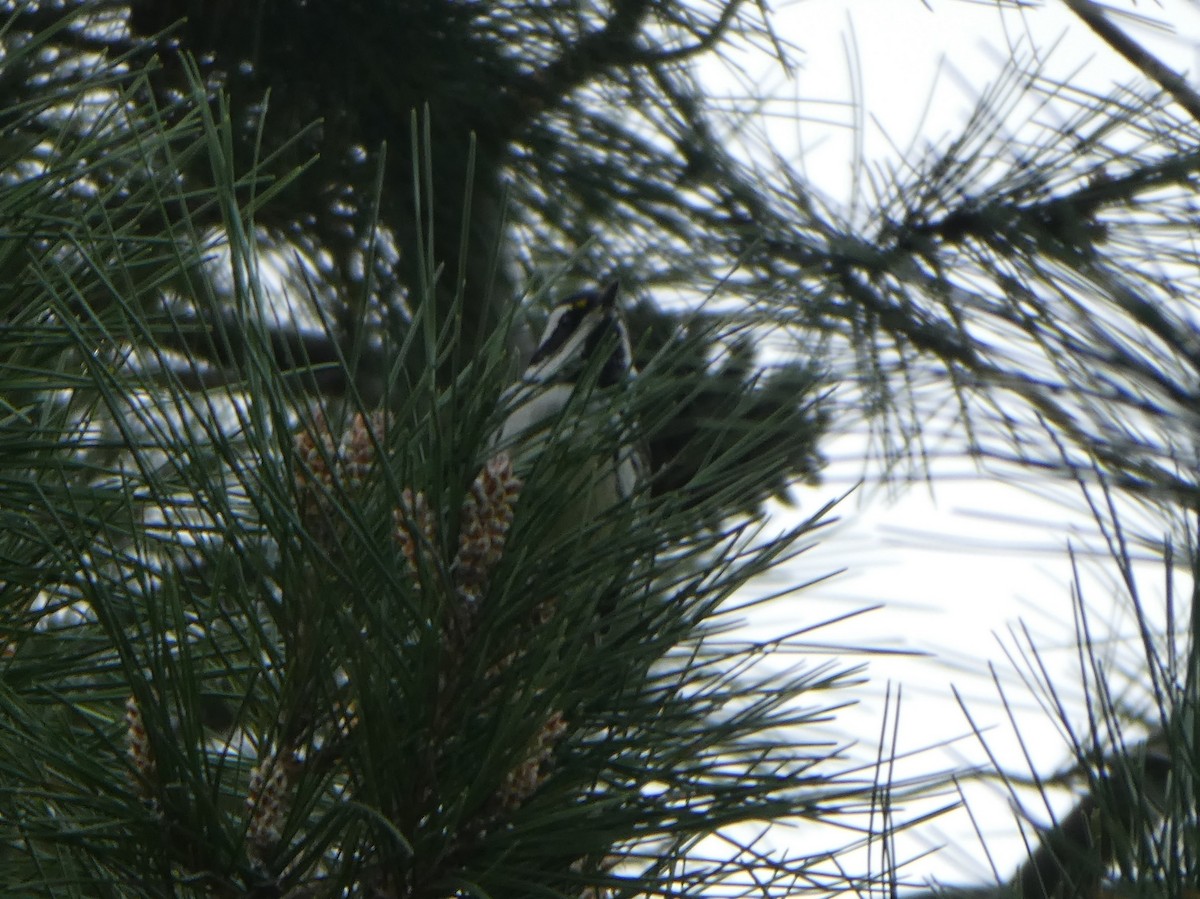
[522,0,655,105]
[1063,0,1200,126]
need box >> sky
[698,0,1200,888]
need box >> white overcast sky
[700,0,1200,887]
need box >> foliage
[6,0,1200,897]
[0,14,868,895]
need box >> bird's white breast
[492,381,577,451]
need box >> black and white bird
[491,281,644,516]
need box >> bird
[489,281,644,520]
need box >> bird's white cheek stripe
[530,312,604,382]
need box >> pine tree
[0,4,846,896]
[4,1,1200,897]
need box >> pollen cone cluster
[285,415,585,883]
[124,695,157,808]
[294,409,388,543]
[246,746,300,865]
[392,452,522,607]
[394,487,436,589]
[453,452,522,604]
[392,456,574,823]
[495,710,568,813]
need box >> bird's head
[526,281,632,387]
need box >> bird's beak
[600,280,619,308]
